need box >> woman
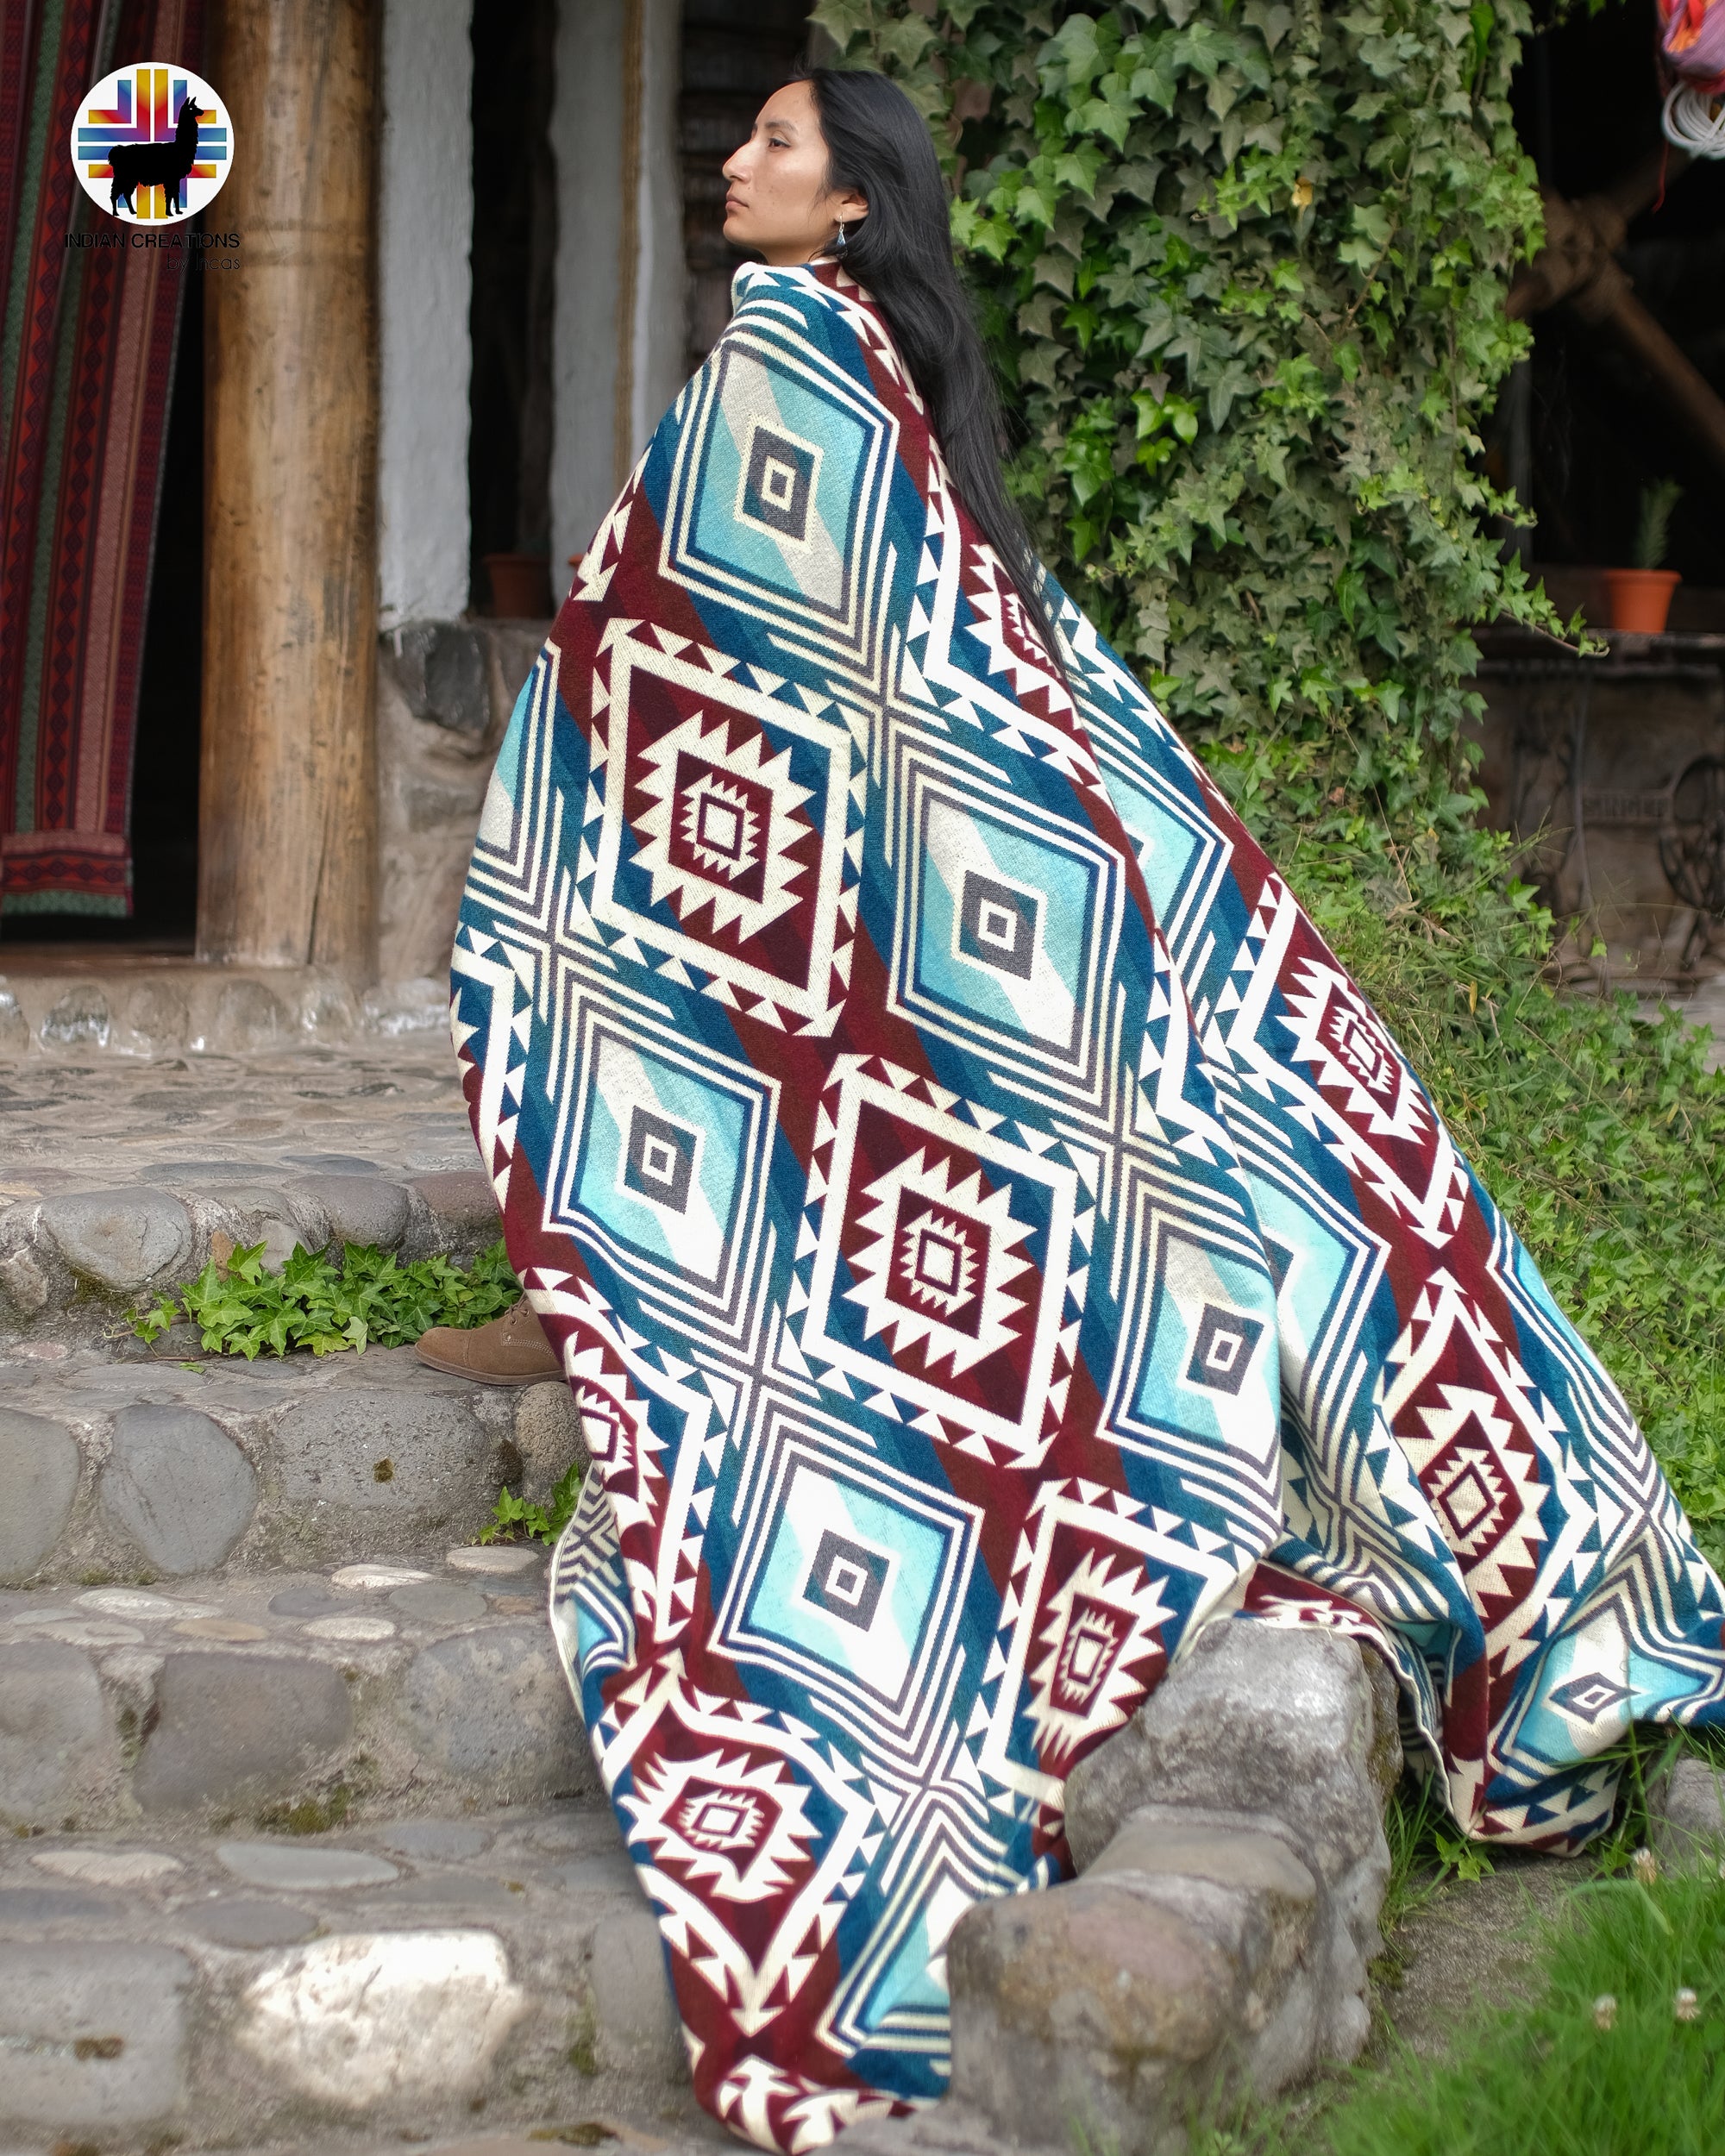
[452,69,1725,2152]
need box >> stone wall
[376,619,549,985]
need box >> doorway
[468,0,558,618]
[681,0,822,378]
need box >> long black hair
[795,67,1066,677]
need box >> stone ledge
[0,1553,598,1831]
[944,1816,1322,2156]
[0,1343,584,1586]
[0,1801,690,2147]
[0,966,456,1061]
[0,1167,502,1343]
[841,2100,1063,2155]
[1649,1755,1725,1867]
[1066,1617,1399,2002]
[925,1619,1401,2156]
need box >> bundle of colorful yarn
[1659,0,1725,153]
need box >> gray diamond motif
[741,428,815,542]
[1185,1304,1265,1397]
[1549,1672,1634,1725]
[801,1530,889,1633]
[623,1106,697,1214]
[957,871,1038,981]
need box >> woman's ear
[837,187,869,222]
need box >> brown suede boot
[415,1300,561,1386]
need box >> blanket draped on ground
[452,260,1725,2153]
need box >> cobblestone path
[0,1034,476,1201]
[0,1030,733,2153]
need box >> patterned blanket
[451,259,1725,2151]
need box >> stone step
[15,2130,737,2156]
[28,2131,735,2156]
[0,1804,724,2153]
[0,1032,507,1351]
[0,1160,504,1349]
[0,1556,598,1833]
[0,963,455,1062]
[0,1339,582,1588]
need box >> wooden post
[199,0,380,973]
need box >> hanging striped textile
[0,0,202,917]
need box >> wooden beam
[613,0,644,498]
[1505,154,1686,322]
[199,0,380,974]
[1506,156,1725,486]
[1593,282,1725,483]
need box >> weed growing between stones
[1377,1773,1458,1946]
[566,2001,600,2079]
[256,1781,354,1837]
[480,1457,585,1549]
[129,1238,521,1359]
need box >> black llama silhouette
[110,92,204,216]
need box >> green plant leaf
[129,1238,523,1361]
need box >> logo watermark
[68,64,231,226]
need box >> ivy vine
[808,0,1725,1568]
[812,0,1567,863]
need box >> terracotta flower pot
[1604,567,1680,634]
[483,552,554,619]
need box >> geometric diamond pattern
[741,422,819,542]
[886,739,1124,1110]
[454,259,1725,2153]
[794,1065,1082,1465]
[1549,1671,1634,1726]
[546,987,777,1340]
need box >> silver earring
[832,221,848,256]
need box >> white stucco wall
[635,0,687,461]
[549,0,685,581]
[377,0,474,629]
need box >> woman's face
[722,81,869,267]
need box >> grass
[1306,1858,1722,2156]
[1187,1752,1725,2156]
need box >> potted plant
[1606,479,1683,632]
[482,552,554,618]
